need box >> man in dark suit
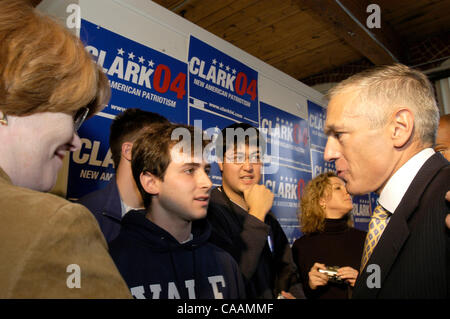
[324,63,449,299]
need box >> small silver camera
[318,266,344,284]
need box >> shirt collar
[378,148,434,214]
[120,199,144,217]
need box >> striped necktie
[360,205,390,272]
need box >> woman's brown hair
[0,0,109,118]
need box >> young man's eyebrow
[182,163,201,167]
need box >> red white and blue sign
[67,19,189,199]
[260,102,311,172]
[188,36,259,125]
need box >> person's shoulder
[207,187,232,216]
[1,182,87,218]
[209,187,227,204]
[205,242,239,267]
[77,179,116,207]
[266,212,284,229]
[292,234,310,247]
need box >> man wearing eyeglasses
[207,123,304,299]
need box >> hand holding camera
[308,263,359,290]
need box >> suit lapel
[353,153,448,298]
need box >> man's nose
[324,137,340,162]
[241,157,254,171]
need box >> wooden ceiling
[153,0,450,84]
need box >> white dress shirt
[378,148,435,214]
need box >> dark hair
[216,122,266,161]
[109,108,169,169]
[131,123,210,208]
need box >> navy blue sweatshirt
[109,210,245,299]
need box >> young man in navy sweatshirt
[109,123,245,299]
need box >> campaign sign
[188,36,259,125]
[67,114,115,200]
[81,19,188,123]
[352,194,371,231]
[310,149,336,178]
[67,20,189,199]
[263,164,311,244]
[189,107,239,187]
[260,102,311,172]
[308,100,327,151]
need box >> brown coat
[0,167,132,298]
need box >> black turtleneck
[291,217,366,299]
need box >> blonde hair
[0,0,110,118]
[299,172,336,234]
[327,63,439,147]
[299,172,354,234]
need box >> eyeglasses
[225,152,262,164]
[73,107,89,132]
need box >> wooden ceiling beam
[294,0,403,65]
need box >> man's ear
[140,172,160,195]
[121,142,133,162]
[390,108,414,148]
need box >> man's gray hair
[326,63,439,147]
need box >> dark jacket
[207,187,304,299]
[77,177,122,243]
[353,153,450,299]
[109,210,246,299]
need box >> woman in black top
[292,172,366,299]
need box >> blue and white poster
[308,100,327,151]
[67,19,189,199]
[310,149,336,178]
[263,164,311,244]
[188,36,259,125]
[260,102,311,172]
[81,19,188,122]
[352,194,371,231]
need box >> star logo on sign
[117,48,124,56]
[225,65,230,71]
[232,68,236,75]
[128,52,135,60]
[212,59,217,65]
[219,62,224,68]
[148,60,155,67]
[138,56,145,64]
